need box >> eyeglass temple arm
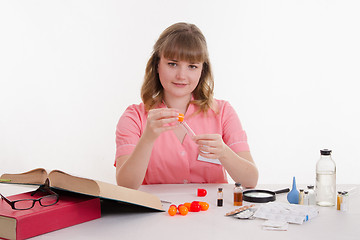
[31,186,44,196]
[31,178,57,196]
[0,193,12,205]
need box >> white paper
[262,220,289,231]
[197,154,221,165]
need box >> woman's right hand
[142,108,180,142]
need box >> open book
[0,168,164,211]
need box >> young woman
[115,22,258,190]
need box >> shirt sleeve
[220,101,250,152]
[115,104,145,165]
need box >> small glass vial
[233,182,243,206]
[340,191,349,212]
[299,189,304,205]
[303,191,309,205]
[217,188,223,207]
[307,185,316,205]
[337,191,342,210]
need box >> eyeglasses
[0,178,59,210]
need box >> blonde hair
[141,22,215,113]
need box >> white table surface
[1,183,359,240]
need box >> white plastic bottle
[307,185,316,205]
[316,149,336,206]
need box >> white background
[1,0,359,185]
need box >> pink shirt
[115,99,250,185]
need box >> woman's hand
[194,134,258,188]
[193,134,227,159]
[142,108,180,142]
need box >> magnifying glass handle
[274,188,290,194]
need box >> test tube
[180,121,196,138]
[178,113,196,138]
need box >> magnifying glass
[243,188,290,203]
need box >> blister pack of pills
[253,202,319,224]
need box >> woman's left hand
[193,134,227,159]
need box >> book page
[1,169,164,212]
[0,216,16,240]
[49,170,100,196]
[96,181,163,211]
[0,168,48,185]
[49,170,163,211]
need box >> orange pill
[183,202,191,211]
[178,205,189,216]
[199,202,209,211]
[168,205,177,216]
[178,113,184,122]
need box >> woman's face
[158,55,203,100]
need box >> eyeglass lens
[39,195,58,206]
[13,200,35,210]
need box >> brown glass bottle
[233,183,243,206]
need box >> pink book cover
[0,191,101,240]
